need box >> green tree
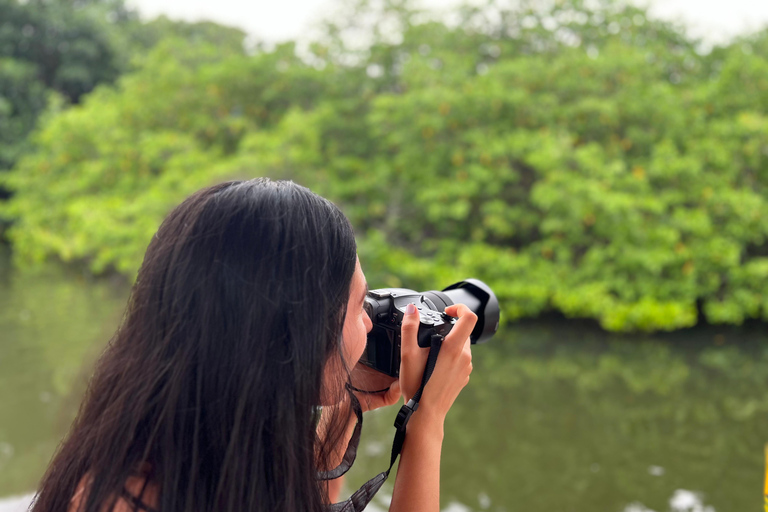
[0,0,247,182]
[0,0,125,102]
[0,0,127,192]
[6,0,768,332]
[0,59,48,174]
[1,38,338,275]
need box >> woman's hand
[398,303,476,418]
[350,362,401,413]
[388,303,477,512]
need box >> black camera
[360,279,500,377]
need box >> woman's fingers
[399,303,429,401]
[410,303,476,418]
[399,302,477,405]
[355,380,402,412]
[385,380,401,405]
[443,304,477,349]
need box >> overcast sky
[123,0,768,46]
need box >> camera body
[361,279,499,377]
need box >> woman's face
[320,257,371,405]
[341,257,372,368]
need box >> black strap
[325,334,443,512]
[316,392,364,481]
[120,488,159,512]
[347,385,391,395]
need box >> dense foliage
[0,0,120,173]
[4,0,768,331]
[0,0,246,176]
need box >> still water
[0,267,765,511]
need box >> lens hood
[441,279,500,344]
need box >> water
[340,321,767,512]
[0,268,765,511]
[0,265,128,498]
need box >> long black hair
[32,179,358,512]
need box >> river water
[0,266,765,511]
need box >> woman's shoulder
[68,472,159,512]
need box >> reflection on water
[1,267,766,512]
[0,493,34,512]
[0,263,128,496]
[342,322,766,512]
[623,489,715,512]
[0,490,725,512]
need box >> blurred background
[1,0,767,510]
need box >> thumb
[356,380,401,412]
[384,380,401,406]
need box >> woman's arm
[388,404,445,511]
[388,303,476,512]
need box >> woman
[32,178,475,512]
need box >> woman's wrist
[406,402,445,440]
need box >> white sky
[124,0,768,46]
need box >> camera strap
[322,335,444,512]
